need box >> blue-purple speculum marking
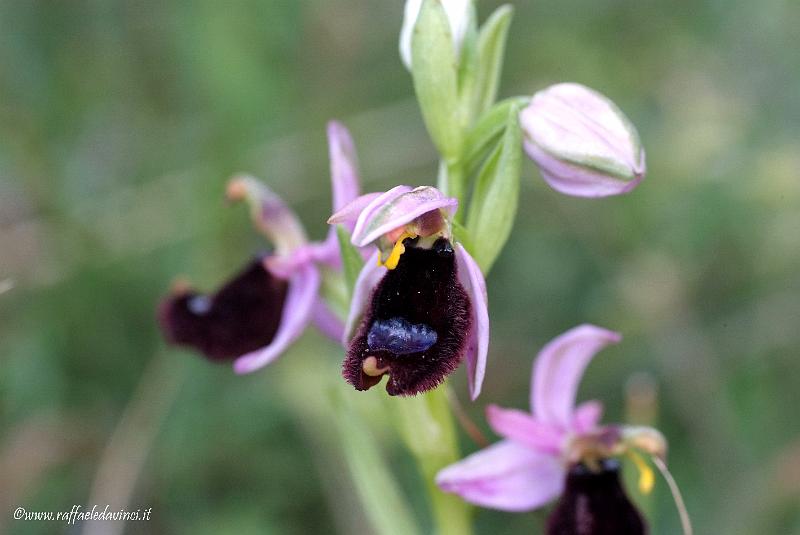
[367,317,438,355]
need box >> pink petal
[531,324,622,429]
[264,244,315,279]
[327,121,361,213]
[327,193,383,228]
[351,186,458,247]
[341,250,386,345]
[322,121,368,254]
[227,175,307,254]
[485,405,564,455]
[233,263,320,373]
[524,141,645,197]
[520,83,645,198]
[436,440,564,512]
[455,243,489,400]
[266,239,344,277]
[571,400,604,434]
[311,298,345,343]
[344,186,412,235]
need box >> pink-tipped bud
[521,83,646,198]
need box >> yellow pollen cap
[377,231,418,270]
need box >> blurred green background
[2,0,799,533]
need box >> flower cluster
[155,1,691,533]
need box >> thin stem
[393,385,473,535]
[438,159,467,224]
[417,453,473,535]
[82,352,185,535]
[446,388,489,448]
[652,456,693,535]
[282,352,419,535]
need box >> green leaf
[457,3,478,90]
[463,96,529,176]
[333,390,422,535]
[466,103,522,273]
[473,5,514,116]
[456,4,479,123]
[412,0,464,160]
[450,218,473,253]
[336,225,364,302]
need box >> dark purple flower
[159,121,363,373]
[329,186,489,398]
[437,325,674,529]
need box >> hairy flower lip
[158,258,289,361]
[159,120,366,371]
[343,237,472,397]
[546,458,646,535]
[335,187,489,400]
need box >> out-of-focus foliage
[1,1,799,534]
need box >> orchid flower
[158,121,362,373]
[520,83,646,197]
[437,325,682,534]
[328,186,489,399]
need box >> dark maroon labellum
[158,257,288,361]
[547,458,647,535]
[343,237,472,396]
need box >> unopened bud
[521,83,645,197]
[399,0,471,70]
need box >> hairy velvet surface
[159,257,288,360]
[547,459,646,535]
[344,237,472,396]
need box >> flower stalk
[392,384,473,535]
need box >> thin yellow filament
[627,450,655,495]
[377,231,418,270]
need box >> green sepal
[456,2,479,124]
[463,96,529,176]
[472,5,514,117]
[412,0,464,160]
[336,225,364,302]
[466,102,522,273]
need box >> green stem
[438,159,467,224]
[392,385,473,535]
[282,349,422,535]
